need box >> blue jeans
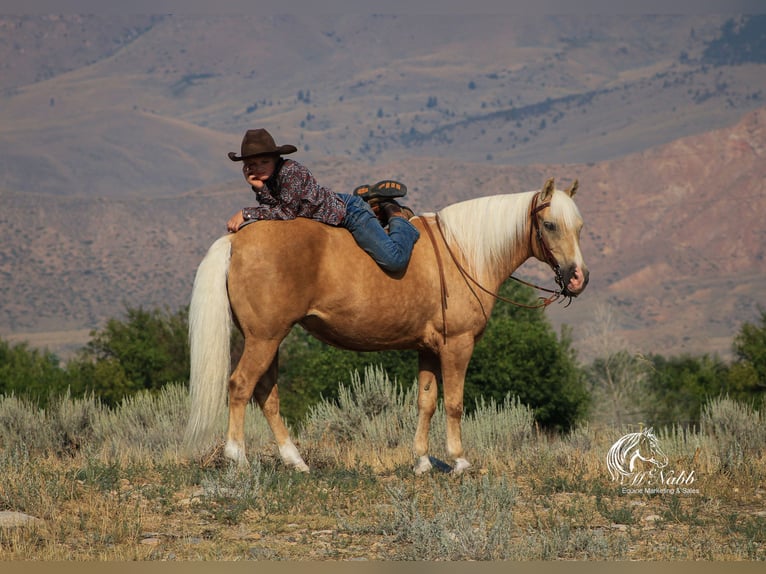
[338,193,420,273]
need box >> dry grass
[1,369,764,561]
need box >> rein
[421,195,570,342]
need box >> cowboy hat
[227,129,297,161]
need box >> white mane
[434,190,582,277]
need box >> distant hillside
[1,14,765,361]
[1,15,765,199]
[2,107,765,362]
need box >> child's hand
[227,210,245,232]
[246,174,265,190]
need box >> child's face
[242,155,277,186]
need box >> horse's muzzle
[561,264,589,297]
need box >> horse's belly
[299,313,427,352]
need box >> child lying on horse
[226,129,419,273]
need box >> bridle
[421,192,571,342]
[527,192,568,300]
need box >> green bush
[67,306,190,405]
[643,354,729,426]
[729,309,766,398]
[0,339,69,405]
[464,281,589,431]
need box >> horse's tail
[184,235,233,455]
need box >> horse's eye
[543,221,557,232]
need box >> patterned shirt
[241,159,346,226]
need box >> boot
[399,204,415,220]
[353,179,407,201]
[379,199,408,226]
[371,179,407,199]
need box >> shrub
[387,474,519,560]
[701,395,766,471]
[301,366,417,447]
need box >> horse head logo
[606,427,669,484]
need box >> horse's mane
[434,190,581,277]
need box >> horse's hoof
[224,440,248,465]
[452,458,471,475]
[279,440,309,472]
[413,456,433,475]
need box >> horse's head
[530,178,589,298]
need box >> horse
[606,427,669,483]
[184,177,589,475]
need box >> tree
[0,339,69,405]
[581,304,652,427]
[67,306,190,405]
[702,16,766,66]
[464,280,589,431]
[643,353,730,427]
[64,356,134,407]
[1,280,588,430]
[727,309,766,402]
[586,351,651,428]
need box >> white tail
[184,235,233,453]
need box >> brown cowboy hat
[227,128,297,161]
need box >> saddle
[353,180,415,226]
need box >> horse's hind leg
[224,338,278,464]
[253,354,309,472]
[225,336,307,471]
[226,337,309,472]
[413,351,440,475]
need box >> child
[226,129,419,273]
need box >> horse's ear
[566,179,579,198]
[540,178,555,201]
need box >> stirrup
[353,179,407,201]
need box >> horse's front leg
[440,334,475,475]
[413,351,440,475]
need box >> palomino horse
[185,178,588,474]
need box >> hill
[2,15,765,197]
[1,13,765,361]
[2,106,765,361]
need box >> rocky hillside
[2,107,764,362]
[1,14,765,361]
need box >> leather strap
[421,217,449,343]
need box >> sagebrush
[0,368,764,560]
